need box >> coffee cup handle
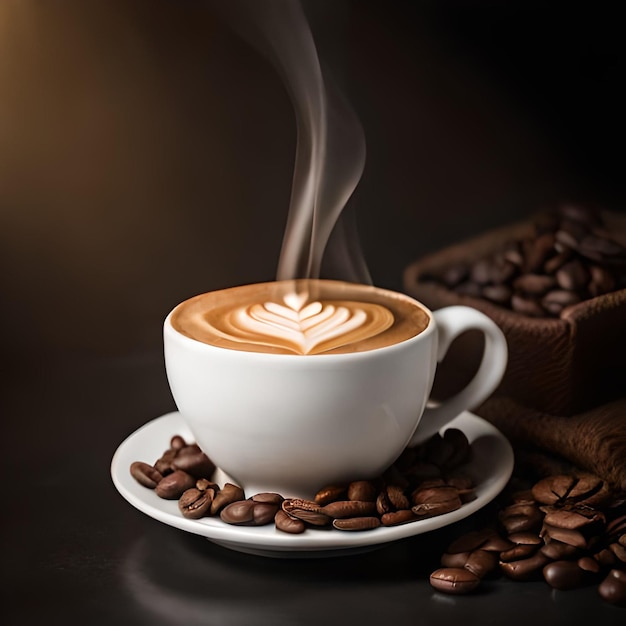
[409,305,508,446]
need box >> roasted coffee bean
[531,475,577,505]
[540,538,581,560]
[252,502,281,526]
[170,435,187,450]
[332,517,381,531]
[479,534,515,553]
[154,448,177,475]
[321,500,377,519]
[441,551,472,568]
[594,548,618,567]
[376,491,392,515]
[424,205,625,318]
[274,509,306,534]
[195,478,217,491]
[442,263,469,287]
[598,569,626,606]
[464,549,498,578]
[210,482,245,514]
[541,289,581,315]
[609,542,626,563]
[178,488,213,519]
[578,556,601,574]
[543,560,585,590]
[155,470,195,500]
[380,509,418,526]
[500,543,540,562]
[607,514,626,538]
[412,486,459,506]
[385,485,410,510]
[251,492,284,505]
[499,503,543,534]
[172,446,215,478]
[500,551,550,581]
[556,260,589,292]
[314,484,346,505]
[513,273,556,295]
[429,568,480,595]
[541,504,605,530]
[511,294,544,317]
[507,531,543,546]
[220,500,256,525]
[541,522,590,549]
[412,497,461,518]
[282,499,331,526]
[347,481,378,502]
[130,461,163,489]
[524,233,556,273]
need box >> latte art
[219,297,394,355]
[170,280,430,355]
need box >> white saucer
[111,411,513,558]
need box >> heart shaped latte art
[216,296,395,355]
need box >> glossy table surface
[2,1,625,624]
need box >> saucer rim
[111,410,513,554]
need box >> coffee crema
[170,279,430,355]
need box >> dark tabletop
[2,2,625,624]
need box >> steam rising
[215,0,370,283]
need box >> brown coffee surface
[170,279,429,355]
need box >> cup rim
[164,279,435,359]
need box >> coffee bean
[314,484,347,505]
[171,446,215,478]
[556,260,589,292]
[541,538,581,560]
[541,289,581,315]
[464,549,498,578]
[441,551,472,568]
[429,568,480,595]
[154,448,177,475]
[412,497,462,518]
[252,502,281,526]
[500,551,550,581]
[347,480,378,502]
[541,504,605,530]
[251,492,284,505]
[479,534,516,553]
[385,485,410,510]
[130,461,163,489]
[594,548,618,567]
[210,482,245,514]
[511,294,544,317]
[332,516,381,531]
[380,509,418,526]
[282,499,331,526]
[155,470,195,500]
[274,509,306,534]
[577,556,601,574]
[609,542,626,563]
[543,560,585,590]
[178,487,213,519]
[532,475,577,505]
[321,500,377,519]
[220,500,256,525]
[598,569,626,606]
[513,273,556,295]
[170,435,187,450]
[541,523,589,549]
[425,205,625,318]
[500,543,540,562]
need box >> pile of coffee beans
[430,473,626,606]
[130,427,476,532]
[422,205,626,317]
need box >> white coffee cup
[164,280,507,499]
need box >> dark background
[1,1,625,623]
[2,0,624,361]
